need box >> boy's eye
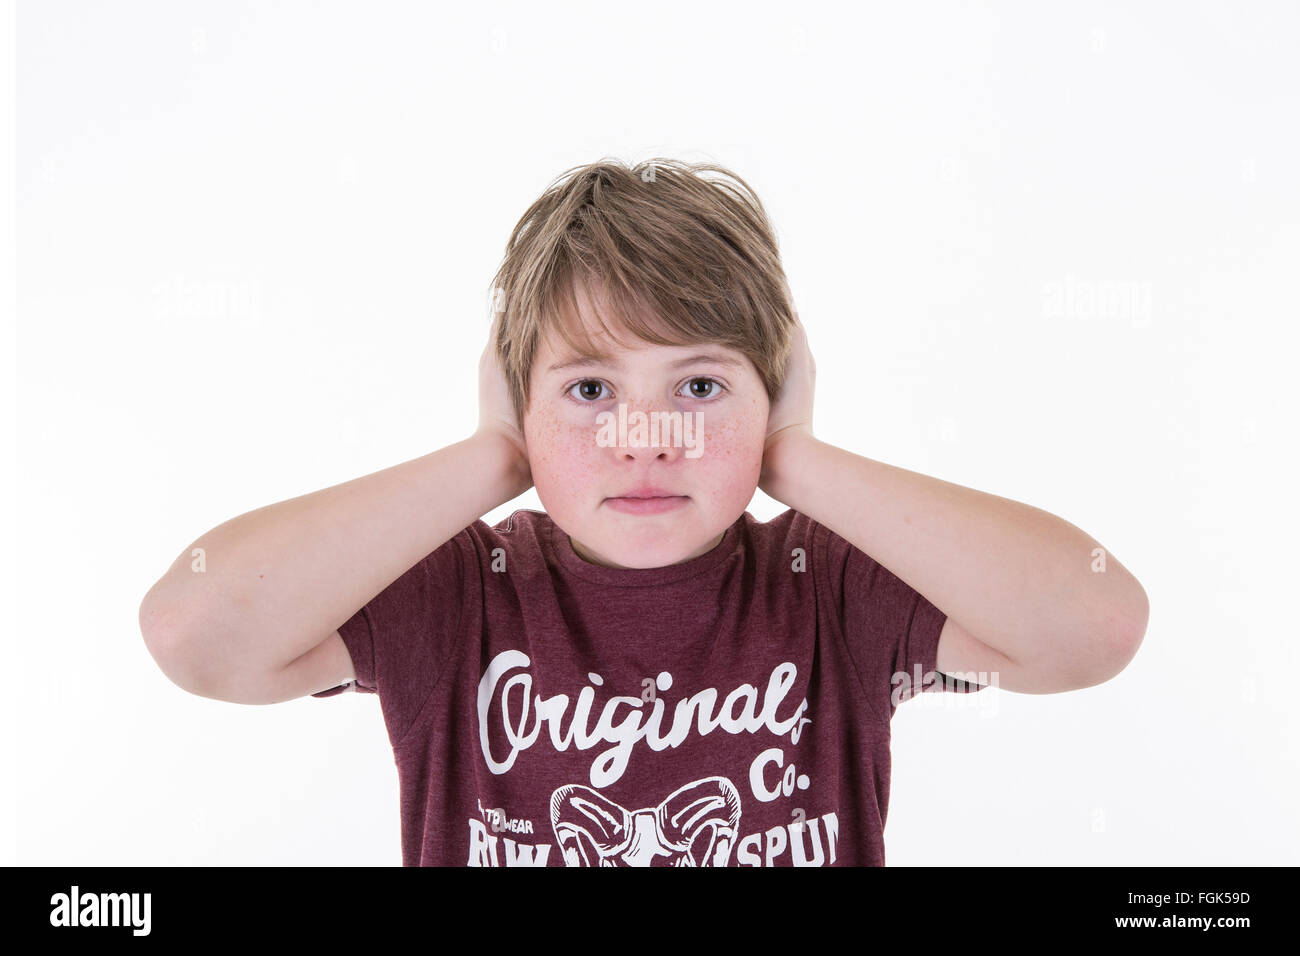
[569,380,609,402]
[683,377,722,399]
[565,378,727,403]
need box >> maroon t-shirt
[312,507,989,866]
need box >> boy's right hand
[475,309,533,490]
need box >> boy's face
[522,281,769,570]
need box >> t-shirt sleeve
[820,521,990,722]
[310,530,469,748]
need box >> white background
[7,0,1298,865]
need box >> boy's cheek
[525,409,606,499]
[702,441,766,509]
[694,411,767,473]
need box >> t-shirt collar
[547,511,744,587]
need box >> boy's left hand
[759,310,816,496]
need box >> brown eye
[571,380,607,401]
[685,378,722,399]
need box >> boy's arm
[138,312,532,704]
[758,312,1147,695]
[138,432,531,703]
[761,433,1149,694]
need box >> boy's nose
[620,440,681,463]
[614,398,688,462]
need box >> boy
[138,158,1149,867]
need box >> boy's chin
[559,522,699,570]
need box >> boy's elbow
[140,619,201,696]
[1085,586,1149,687]
[1116,581,1150,667]
[139,595,213,697]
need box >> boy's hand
[759,310,816,498]
[475,310,533,489]
[763,310,816,439]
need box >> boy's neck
[568,531,726,569]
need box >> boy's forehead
[535,276,751,373]
[538,324,745,373]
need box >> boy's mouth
[604,496,689,515]
[604,487,690,515]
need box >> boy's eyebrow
[546,352,744,373]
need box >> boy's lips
[607,485,683,499]
[603,488,690,515]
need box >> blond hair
[486,157,795,422]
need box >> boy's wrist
[759,428,817,506]
[468,428,533,501]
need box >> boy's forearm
[762,434,1149,680]
[139,432,531,682]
